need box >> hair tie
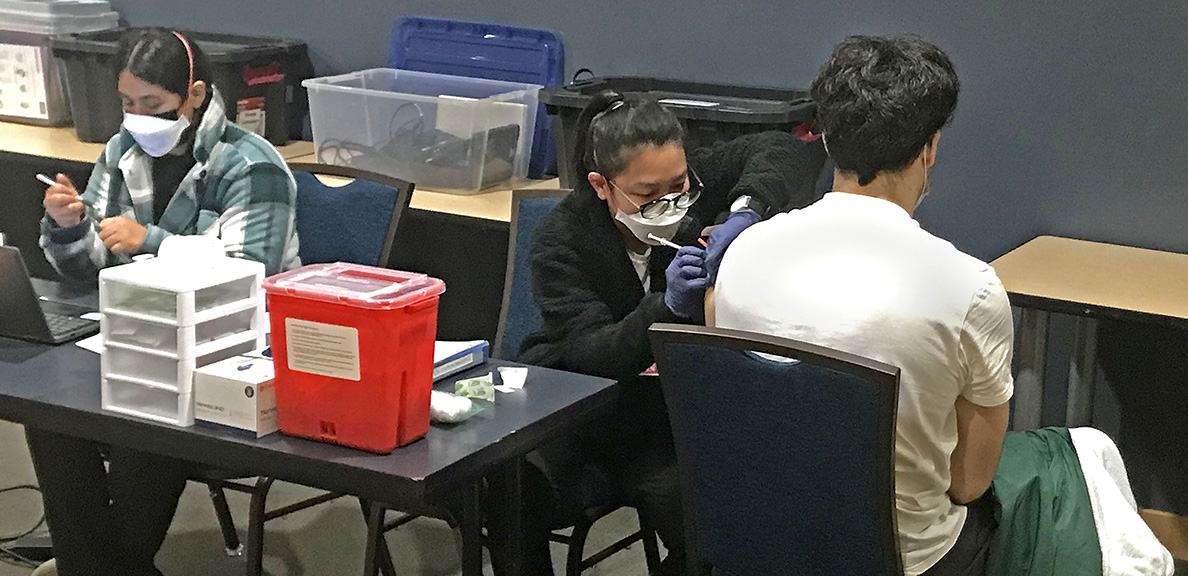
[592,98,625,124]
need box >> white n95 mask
[123,112,191,158]
[613,205,688,246]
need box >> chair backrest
[648,324,903,576]
[287,162,414,267]
[493,189,568,360]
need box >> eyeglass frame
[608,168,704,219]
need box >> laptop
[0,245,99,344]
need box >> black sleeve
[686,130,828,219]
[517,210,682,382]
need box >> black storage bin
[541,76,817,187]
[50,29,314,145]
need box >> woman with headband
[39,27,299,279]
[493,90,827,575]
[28,27,299,576]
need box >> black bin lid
[50,28,305,63]
[540,76,815,124]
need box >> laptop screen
[0,246,98,343]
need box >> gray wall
[108,0,1188,262]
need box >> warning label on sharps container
[285,318,361,381]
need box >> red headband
[172,31,194,89]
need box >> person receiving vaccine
[28,27,299,576]
[40,26,299,281]
[496,90,826,575]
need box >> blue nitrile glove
[665,245,708,323]
[706,209,761,285]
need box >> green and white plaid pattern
[40,87,301,279]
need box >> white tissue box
[194,355,278,437]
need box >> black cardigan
[518,131,826,442]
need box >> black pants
[921,492,998,576]
[24,427,193,576]
[488,426,686,576]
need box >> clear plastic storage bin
[303,68,540,194]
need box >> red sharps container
[263,263,445,453]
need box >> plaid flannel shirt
[40,87,301,280]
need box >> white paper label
[285,318,360,381]
[236,97,267,137]
[0,43,49,119]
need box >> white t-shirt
[627,247,651,292]
[714,192,1014,575]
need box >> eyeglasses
[609,169,704,219]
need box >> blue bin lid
[389,16,563,86]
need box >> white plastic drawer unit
[103,305,263,351]
[97,254,267,426]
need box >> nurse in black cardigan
[504,90,826,575]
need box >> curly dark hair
[809,35,959,186]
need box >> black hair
[809,35,959,186]
[116,27,213,108]
[572,89,685,183]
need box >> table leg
[1013,308,1048,430]
[362,500,383,576]
[1066,316,1098,427]
[498,458,525,576]
[460,480,485,576]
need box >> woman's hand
[43,173,85,228]
[99,216,148,253]
[705,209,761,284]
[664,245,709,323]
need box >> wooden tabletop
[991,235,1188,322]
[0,121,559,223]
[406,178,562,222]
[0,121,313,164]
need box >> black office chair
[204,163,414,576]
[649,324,903,576]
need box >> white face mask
[123,112,191,158]
[613,204,688,246]
[915,153,932,211]
[912,166,931,209]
